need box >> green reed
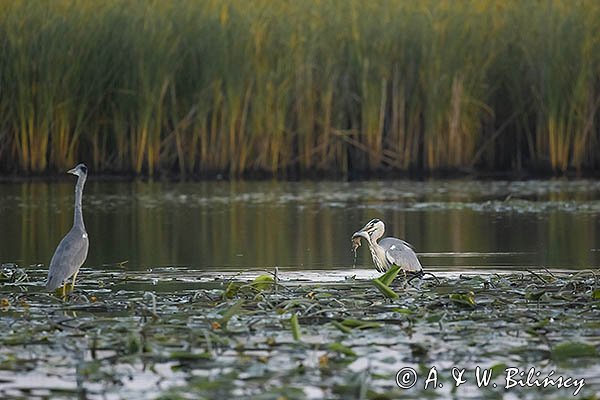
[0,0,599,176]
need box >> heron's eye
[80,166,88,174]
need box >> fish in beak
[351,219,382,251]
[351,224,372,252]
[351,235,362,253]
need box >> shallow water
[1,179,600,271]
[1,180,600,399]
[0,266,598,399]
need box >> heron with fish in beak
[352,219,423,280]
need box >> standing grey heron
[46,163,89,296]
[352,219,423,274]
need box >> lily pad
[551,342,598,361]
[449,292,476,307]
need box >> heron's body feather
[379,237,422,272]
[46,226,89,290]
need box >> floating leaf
[170,351,212,361]
[592,289,600,300]
[490,363,508,376]
[331,321,352,334]
[340,319,381,329]
[219,299,244,327]
[223,282,241,299]
[409,343,428,358]
[372,278,399,299]
[318,354,329,367]
[392,307,413,314]
[525,290,546,300]
[290,313,301,341]
[251,274,274,291]
[379,265,401,286]
[449,292,476,307]
[328,342,356,358]
[425,313,445,323]
[126,334,141,355]
[551,342,598,361]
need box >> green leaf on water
[219,299,244,327]
[409,343,428,357]
[592,289,600,299]
[251,274,274,291]
[316,292,333,298]
[490,363,508,376]
[224,282,241,299]
[328,342,357,357]
[372,278,399,299]
[449,291,476,307]
[340,319,381,329]
[331,321,352,334]
[290,313,301,341]
[551,342,598,361]
[525,290,546,300]
[126,334,141,355]
[425,312,445,323]
[379,265,401,286]
[170,351,212,361]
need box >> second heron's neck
[73,175,86,230]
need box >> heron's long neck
[367,237,387,271]
[367,235,384,255]
[73,175,86,230]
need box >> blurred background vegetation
[0,0,599,178]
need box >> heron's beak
[352,230,369,240]
[67,167,77,175]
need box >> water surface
[1,180,600,399]
[1,179,600,271]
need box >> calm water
[1,179,600,272]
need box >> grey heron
[46,163,89,296]
[352,219,423,274]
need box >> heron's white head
[352,218,385,243]
[68,163,88,177]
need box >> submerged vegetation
[0,264,598,398]
[1,0,600,177]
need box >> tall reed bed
[0,0,599,176]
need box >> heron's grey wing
[46,228,89,290]
[379,237,422,272]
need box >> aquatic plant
[0,0,599,176]
[0,265,598,398]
